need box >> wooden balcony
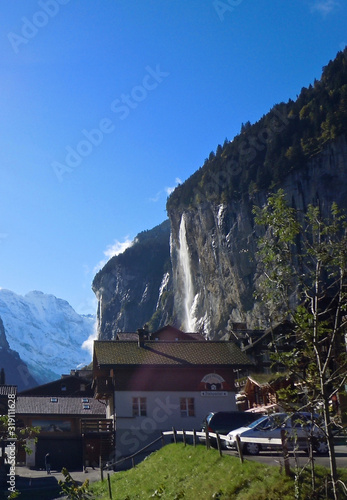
[94,377,113,399]
[81,418,114,435]
[82,419,114,461]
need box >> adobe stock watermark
[7,393,17,495]
[8,0,71,54]
[108,396,179,465]
[52,64,169,182]
[213,0,245,22]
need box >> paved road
[224,444,347,468]
[1,465,109,500]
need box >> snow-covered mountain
[0,315,37,390]
[0,289,96,385]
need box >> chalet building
[16,396,109,470]
[16,371,113,470]
[19,370,94,397]
[235,373,295,414]
[229,322,294,373]
[93,325,254,460]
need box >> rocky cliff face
[168,136,347,337]
[93,136,347,339]
[92,220,172,339]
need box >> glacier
[0,289,96,385]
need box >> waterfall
[178,214,195,332]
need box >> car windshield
[202,413,214,427]
[248,416,268,428]
[291,413,317,428]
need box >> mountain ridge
[93,48,347,338]
[0,289,95,386]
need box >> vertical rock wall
[93,136,347,339]
[168,136,347,336]
[92,220,172,338]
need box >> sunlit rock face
[169,201,258,337]
[168,136,347,337]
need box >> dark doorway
[36,438,83,471]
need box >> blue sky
[0,0,346,315]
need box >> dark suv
[201,411,260,448]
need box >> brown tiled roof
[153,325,185,336]
[94,341,253,367]
[18,375,93,397]
[115,327,205,342]
[183,333,207,341]
[151,325,206,340]
[115,333,139,341]
[16,396,106,416]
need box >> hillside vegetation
[89,443,347,499]
[167,48,347,212]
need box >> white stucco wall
[113,390,236,459]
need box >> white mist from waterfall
[178,215,196,332]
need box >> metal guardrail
[165,430,284,445]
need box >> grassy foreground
[89,443,346,499]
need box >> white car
[225,412,329,455]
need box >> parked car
[201,411,260,448]
[225,412,329,455]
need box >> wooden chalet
[16,371,113,470]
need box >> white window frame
[180,397,195,417]
[132,397,147,417]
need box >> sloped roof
[16,396,106,416]
[243,321,293,351]
[247,374,273,387]
[115,326,206,342]
[19,374,93,396]
[115,333,139,341]
[94,340,253,367]
[153,325,185,336]
[151,325,206,340]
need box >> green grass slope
[89,443,346,499]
